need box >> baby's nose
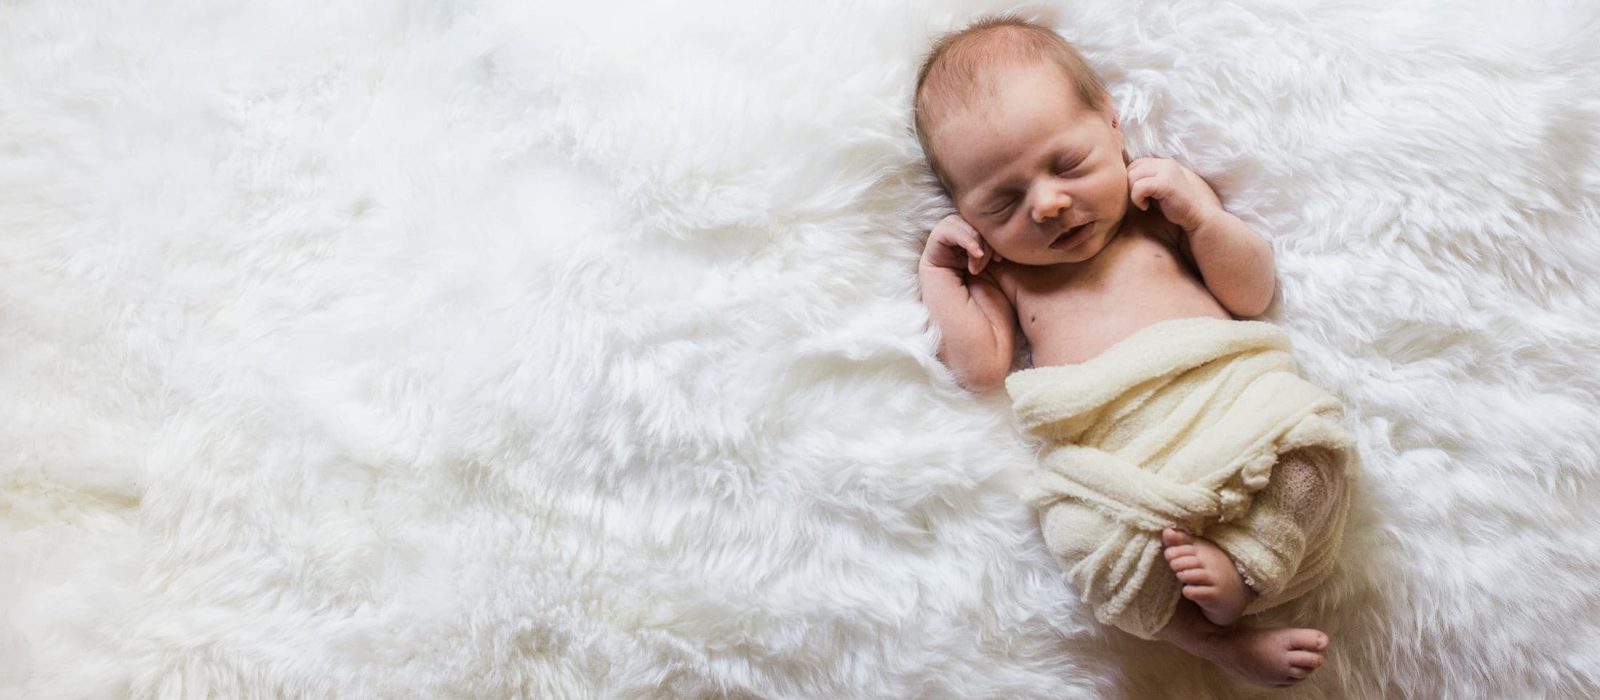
[1033,194,1070,224]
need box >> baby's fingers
[966,240,989,275]
[1129,175,1162,211]
[1126,158,1156,180]
[944,224,986,275]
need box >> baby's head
[915,17,1131,265]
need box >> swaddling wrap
[1006,317,1357,640]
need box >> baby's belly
[1024,277,1232,367]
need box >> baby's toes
[1167,554,1202,572]
[1162,527,1195,548]
[1287,651,1324,670]
[1176,566,1213,585]
[1286,629,1330,652]
[1182,585,1218,603]
[1163,544,1196,562]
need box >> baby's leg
[1154,598,1329,688]
[1164,448,1348,626]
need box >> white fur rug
[4,1,1599,697]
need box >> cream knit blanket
[1006,317,1358,639]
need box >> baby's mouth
[1051,222,1094,249]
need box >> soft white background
[3,0,1598,697]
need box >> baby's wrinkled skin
[917,56,1328,689]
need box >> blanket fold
[1006,317,1357,639]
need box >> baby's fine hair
[913,15,1109,191]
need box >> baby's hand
[921,214,1000,276]
[1127,158,1225,234]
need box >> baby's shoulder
[982,261,1026,304]
[985,260,1077,312]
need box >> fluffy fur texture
[2,1,1598,697]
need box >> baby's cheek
[1101,171,1129,203]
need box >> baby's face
[930,61,1130,266]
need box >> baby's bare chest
[999,229,1230,366]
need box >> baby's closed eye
[1055,156,1086,176]
[987,195,1018,216]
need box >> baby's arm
[1128,158,1276,317]
[918,215,1017,392]
[1185,212,1276,317]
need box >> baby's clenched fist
[1127,158,1225,234]
[921,214,1000,276]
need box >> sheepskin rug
[4,0,1599,697]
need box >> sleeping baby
[913,17,1358,689]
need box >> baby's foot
[1199,625,1329,688]
[1163,527,1257,627]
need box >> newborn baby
[914,17,1356,689]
